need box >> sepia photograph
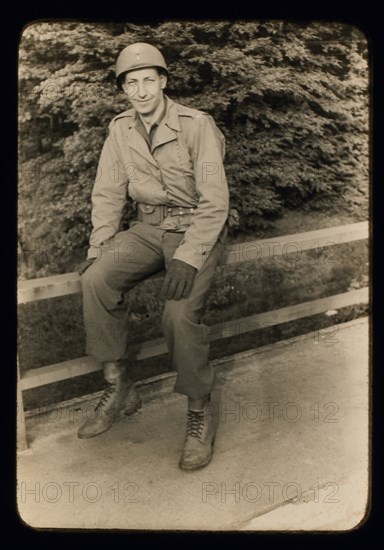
[17,20,370,531]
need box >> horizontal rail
[17,222,368,304]
[224,221,368,265]
[20,286,369,390]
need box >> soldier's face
[122,68,167,115]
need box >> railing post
[17,362,29,453]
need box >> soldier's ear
[160,74,167,89]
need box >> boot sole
[178,439,215,471]
[77,399,142,439]
[78,425,111,439]
[122,399,142,418]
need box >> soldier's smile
[122,67,167,121]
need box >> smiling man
[124,69,166,118]
[77,43,229,470]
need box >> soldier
[77,43,229,470]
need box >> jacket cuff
[172,246,210,271]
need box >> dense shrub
[18,21,369,277]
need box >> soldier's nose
[137,83,147,98]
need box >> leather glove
[77,259,95,275]
[160,259,197,301]
[228,208,240,229]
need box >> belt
[137,203,196,225]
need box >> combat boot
[179,397,215,470]
[77,361,142,439]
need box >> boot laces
[95,381,116,411]
[186,410,205,439]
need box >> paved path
[17,317,369,531]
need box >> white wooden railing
[17,222,369,452]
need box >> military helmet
[116,42,168,89]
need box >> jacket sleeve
[172,114,229,270]
[87,124,127,259]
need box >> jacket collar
[117,95,180,132]
[149,96,180,152]
[163,96,181,132]
[120,95,180,163]
[131,95,180,133]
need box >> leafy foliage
[18,21,368,277]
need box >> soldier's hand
[77,259,95,276]
[228,208,240,229]
[160,259,197,301]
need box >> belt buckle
[138,203,156,214]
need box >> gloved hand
[228,208,240,229]
[160,259,197,301]
[77,259,95,275]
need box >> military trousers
[81,221,225,399]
